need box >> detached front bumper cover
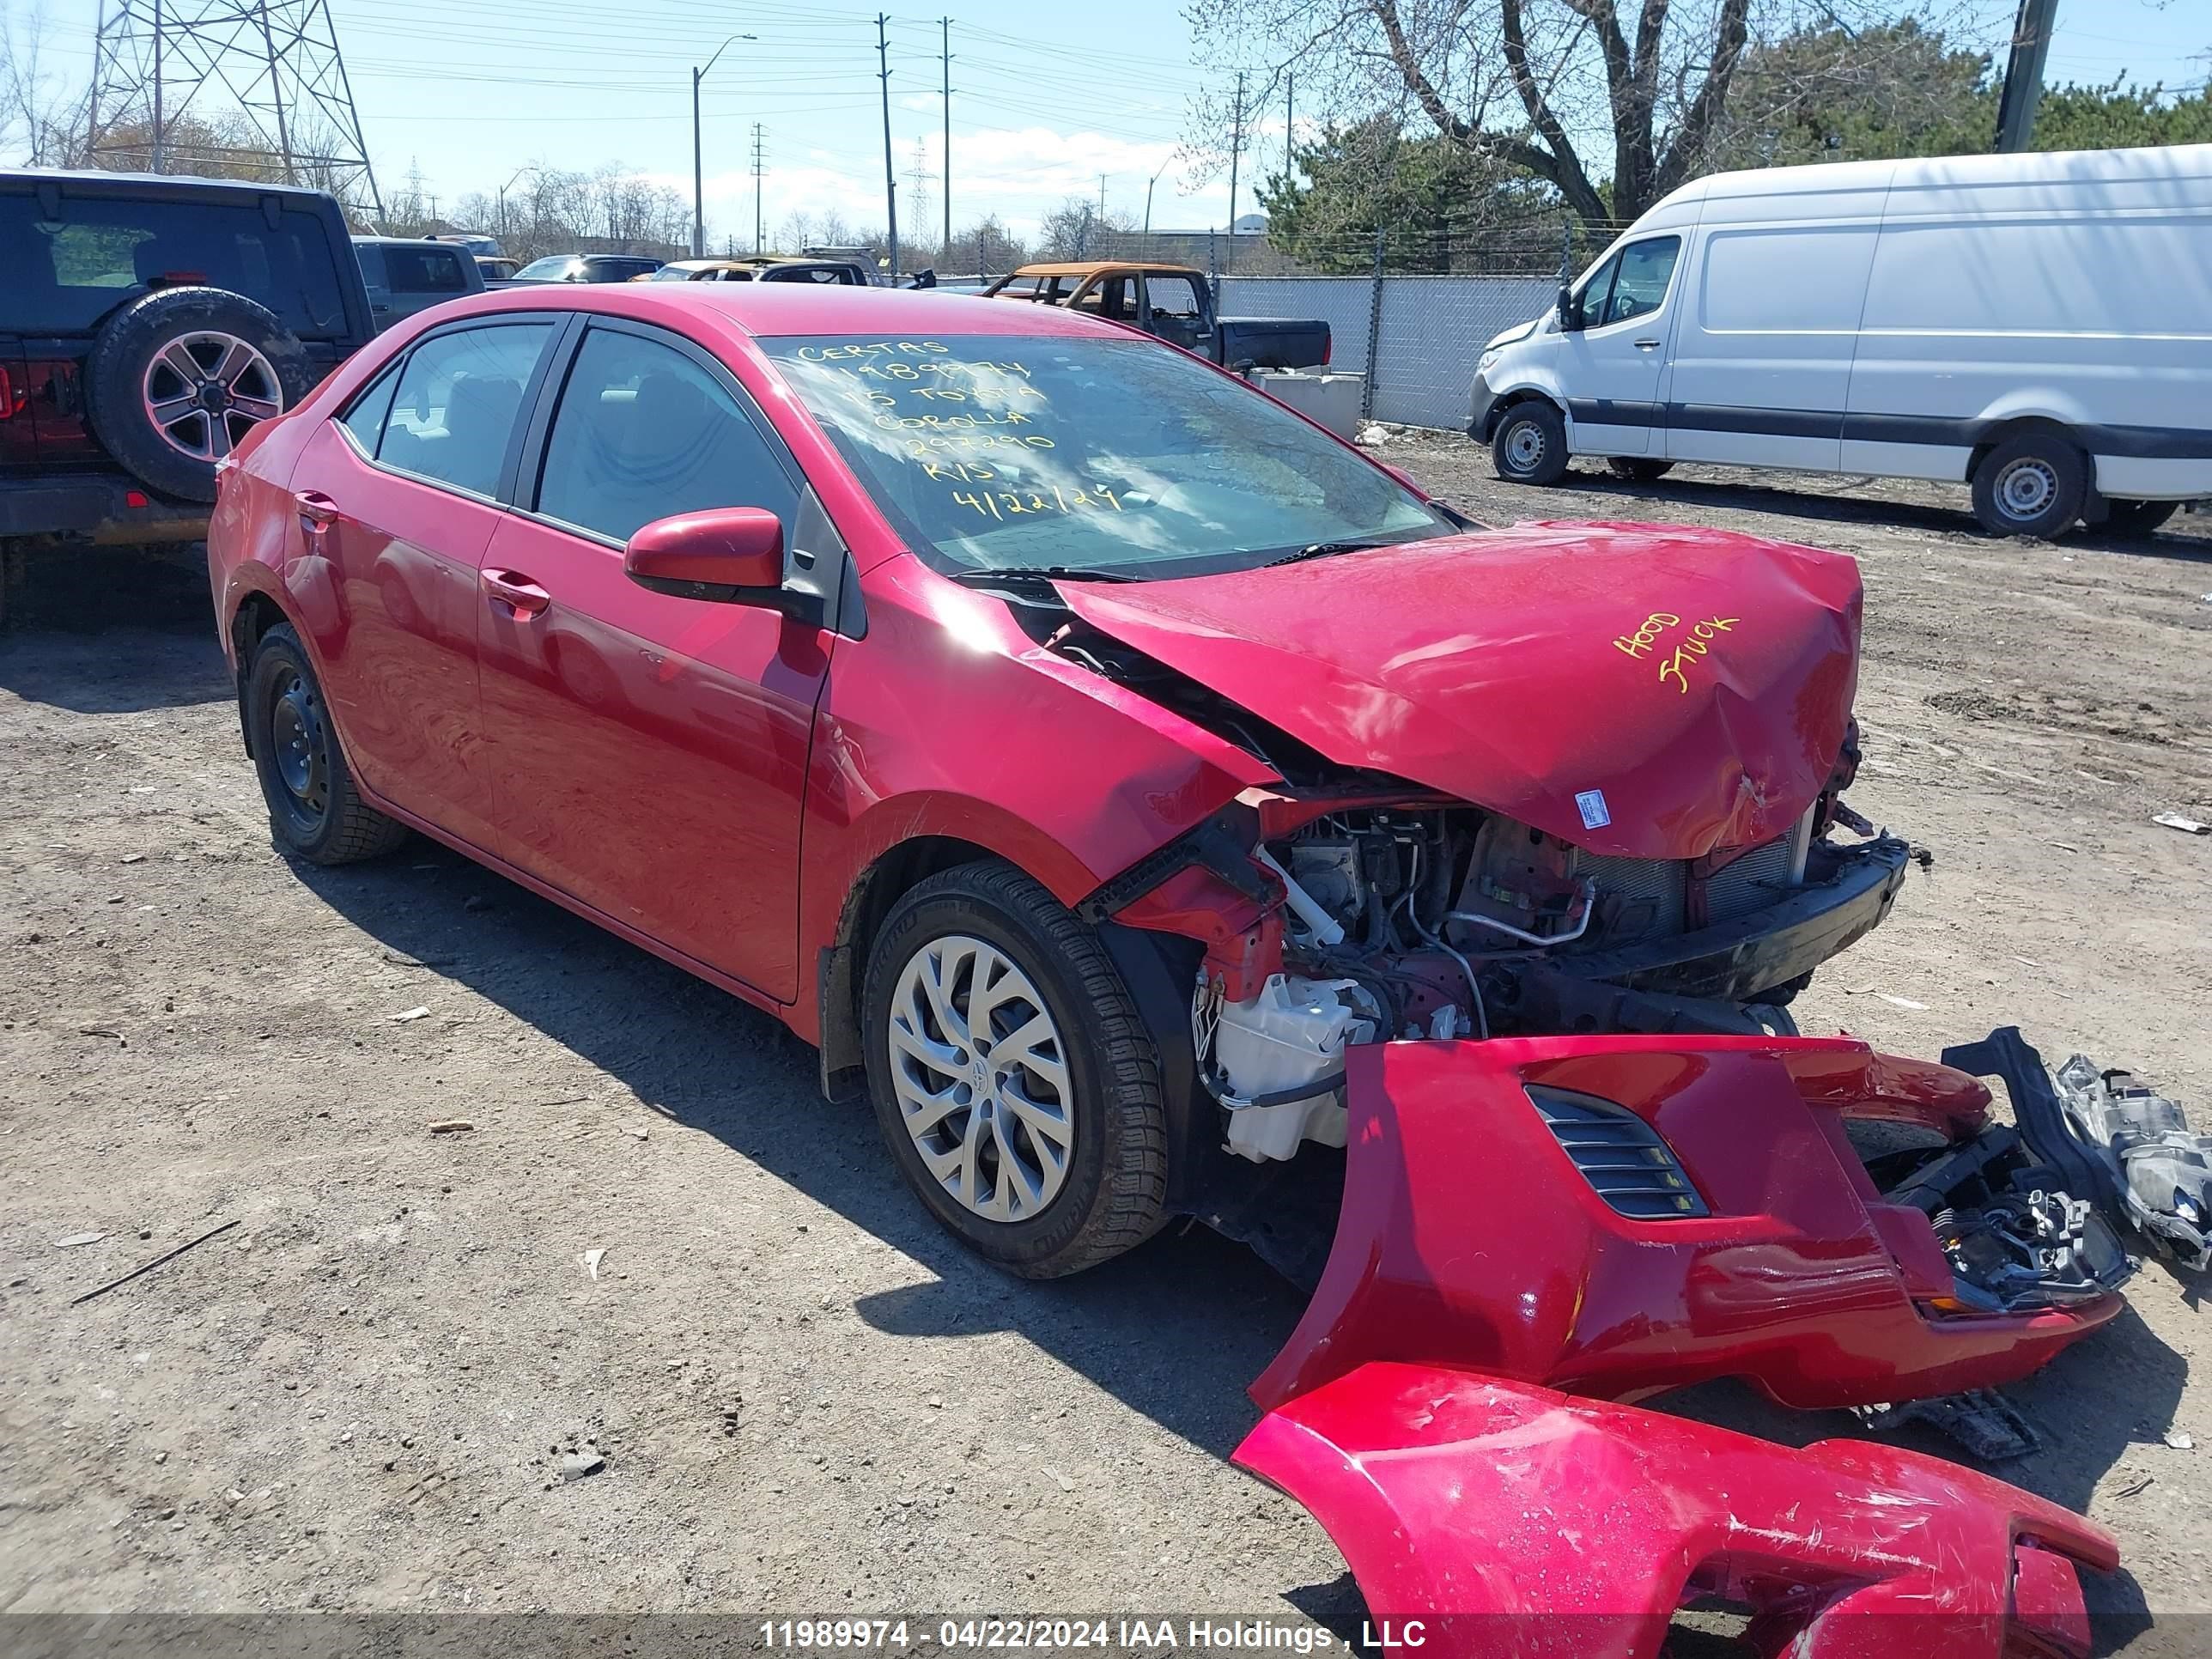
[1237,1034,2124,1651]
[1237,1362,2117,1659]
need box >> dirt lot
[3,447,2210,1650]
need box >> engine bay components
[1196,973,1376,1162]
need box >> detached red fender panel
[1252,1036,2119,1413]
[1236,1363,2116,1659]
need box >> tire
[88,288,314,504]
[1491,401,1571,485]
[1969,433,2086,539]
[861,861,1168,1278]
[243,623,407,864]
[1606,457,1674,483]
[2101,499,2178,539]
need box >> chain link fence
[1218,273,1558,429]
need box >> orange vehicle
[983,260,1328,369]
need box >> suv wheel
[88,288,313,504]
[1970,434,2085,539]
[244,623,407,864]
[1491,401,1570,485]
[862,861,1168,1278]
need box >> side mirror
[624,507,786,602]
[1556,284,1576,330]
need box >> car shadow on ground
[1534,466,2212,563]
[0,544,231,713]
[283,832,2179,1642]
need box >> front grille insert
[1526,1085,1711,1218]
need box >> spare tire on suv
[87,287,315,502]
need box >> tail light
[1526,1085,1710,1218]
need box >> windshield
[515,257,575,280]
[763,334,1449,578]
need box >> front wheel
[1491,401,1570,486]
[861,861,1167,1278]
[1970,434,2085,538]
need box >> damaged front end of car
[1018,524,2171,1646]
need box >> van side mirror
[624,507,787,605]
[1556,284,1576,330]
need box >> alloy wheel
[887,934,1074,1224]
[142,331,285,463]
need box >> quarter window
[374,321,554,498]
[536,328,796,545]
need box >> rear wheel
[1491,401,1570,486]
[861,861,1167,1278]
[1970,434,2085,538]
[1605,457,1673,483]
[2101,499,2178,538]
[244,623,407,864]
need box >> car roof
[418,281,1138,341]
[353,234,469,246]
[0,167,341,208]
[1006,261,1203,280]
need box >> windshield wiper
[1261,537,1405,568]
[946,565,1143,586]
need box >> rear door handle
[295,489,339,525]
[482,568,551,618]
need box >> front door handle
[482,568,551,618]
[1634,338,1661,350]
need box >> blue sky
[10,0,2209,244]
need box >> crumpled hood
[1483,315,1540,351]
[1055,521,1863,860]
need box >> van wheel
[1606,458,1673,483]
[2101,499,2177,539]
[1970,434,2085,538]
[1492,403,1570,486]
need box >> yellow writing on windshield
[951,484,1123,521]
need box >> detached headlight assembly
[1526,1085,1710,1218]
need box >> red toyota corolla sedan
[209,281,2134,1638]
[206,282,2118,1318]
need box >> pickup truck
[982,262,1328,371]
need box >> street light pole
[1143,158,1173,244]
[495,164,534,249]
[692,33,757,258]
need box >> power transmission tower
[751,124,767,254]
[88,0,383,219]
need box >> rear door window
[383,245,471,295]
[1,192,349,336]
[374,322,556,498]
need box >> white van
[1470,144,2212,538]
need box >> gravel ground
[3,446,2209,1651]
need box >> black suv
[2,169,375,577]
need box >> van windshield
[765,333,1449,579]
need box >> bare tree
[1186,0,1978,235]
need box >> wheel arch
[1484,386,1566,444]
[1965,413,2098,491]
